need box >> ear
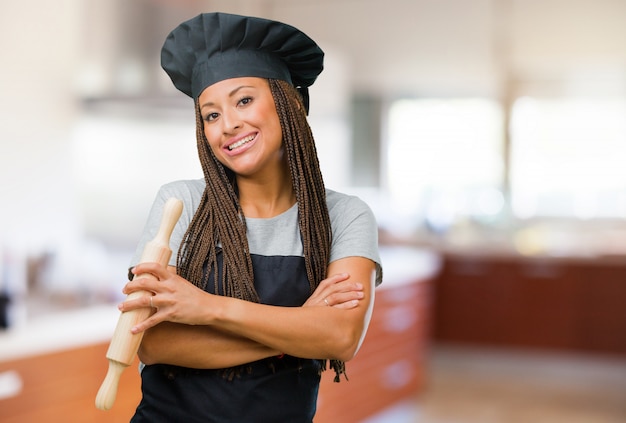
[296,86,310,115]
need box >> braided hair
[176,79,346,381]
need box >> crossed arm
[119,256,376,369]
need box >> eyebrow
[199,85,255,110]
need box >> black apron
[131,254,321,423]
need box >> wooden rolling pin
[95,197,183,410]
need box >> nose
[221,110,242,133]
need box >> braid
[269,79,331,292]
[269,79,345,381]
[176,101,258,302]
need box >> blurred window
[510,97,626,219]
[385,98,504,232]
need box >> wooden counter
[432,252,626,355]
[0,306,141,423]
[0,343,141,423]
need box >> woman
[119,12,382,422]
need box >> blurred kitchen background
[1,0,625,422]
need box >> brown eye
[204,112,219,122]
[238,97,253,106]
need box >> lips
[227,134,256,151]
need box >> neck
[237,165,295,218]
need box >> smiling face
[198,77,284,179]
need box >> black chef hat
[161,12,324,113]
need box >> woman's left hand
[302,272,364,309]
[118,262,211,333]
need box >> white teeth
[228,135,255,150]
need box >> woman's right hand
[303,272,364,309]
